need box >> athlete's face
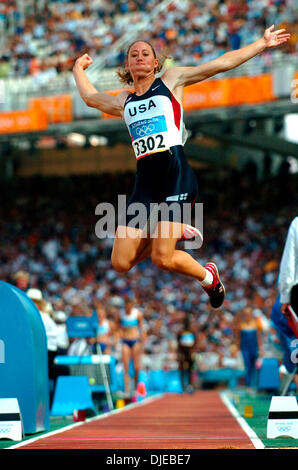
[243,307,253,321]
[125,299,134,314]
[95,301,106,318]
[126,42,158,77]
[96,306,105,318]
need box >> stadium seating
[0,0,296,81]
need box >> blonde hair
[117,40,169,86]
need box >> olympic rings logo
[136,124,155,137]
[0,428,10,433]
[276,425,292,433]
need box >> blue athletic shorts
[119,146,198,230]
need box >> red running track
[18,391,255,449]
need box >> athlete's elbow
[84,95,95,108]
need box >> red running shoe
[202,262,225,309]
[181,224,203,244]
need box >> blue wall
[0,281,50,434]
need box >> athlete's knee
[111,255,132,273]
[151,251,173,271]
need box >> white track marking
[220,391,265,449]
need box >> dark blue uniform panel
[119,146,198,229]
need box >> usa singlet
[120,78,199,233]
[124,77,185,160]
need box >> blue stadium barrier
[51,376,95,416]
[138,370,150,388]
[54,355,118,393]
[165,379,183,393]
[258,358,281,391]
[0,281,50,434]
[198,369,245,389]
[164,370,183,393]
[147,370,166,392]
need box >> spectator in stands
[13,270,29,291]
[0,0,296,80]
[0,57,10,78]
[220,343,244,371]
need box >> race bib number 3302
[129,115,168,158]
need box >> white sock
[200,269,213,287]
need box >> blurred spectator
[0,0,296,80]
[220,344,244,370]
[234,305,264,390]
[67,337,93,355]
[13,270,29,290]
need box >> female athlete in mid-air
[73,25,290,310]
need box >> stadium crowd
[0,163,297,389]
[0,0,297,80]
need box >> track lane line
[220,391,264,449]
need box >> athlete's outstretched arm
[165,25,291,88]
[73,54,128,116]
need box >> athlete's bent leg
[151,222,206,280]
[151,222,225,308]
[111,226,151,273]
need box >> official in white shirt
[278,216,298,315]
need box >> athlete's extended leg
[131,341,142,391]
[151,222,225,308]
[111,226,152,273]
[121,342,132,395]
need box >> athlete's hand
[74,53,93,71]
[263,25,291,49]
[281,303,290,318]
